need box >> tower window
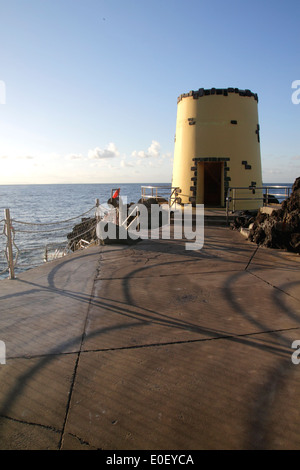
[255,124,260,142]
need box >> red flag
[112,189,120,199]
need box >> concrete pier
[0,225,300,450]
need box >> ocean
[0,183,158,280]
[0,182,293,280]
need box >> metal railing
[141,186,181,207]
[0,199,110,280]
[226,185,291,220]
[263,185,291,203]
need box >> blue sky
[0,0,299,184]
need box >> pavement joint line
[57,257,101,450]
[247,270,300,303]
[78,326,300,354]
[67,432,99,449]
[5,325,300,361]
[95,269,248,281]
[58,351,81,449]
[244,245,260,270]
[0,413,61,434]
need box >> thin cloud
[65,153,84,160]
[17,155,35,160]
[121,160,134,168]
[132,140,161,159]
[88,143,120,160]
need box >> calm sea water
[0,183,164,279]
[0,182,293,279]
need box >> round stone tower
[172,87,263,210]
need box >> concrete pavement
[0,225,300,449]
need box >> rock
[96,220,138,245]
[107,197,119,208]
[292,176,300,192]
[230,211,256,231]
[290,233,300,252]
[263,194,280,204]
[68,197,169,249]
[248,177,300,253]
[67,217,97,251]
[137,197,159,208]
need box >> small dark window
[255,124,260,142]
[231,120,238,125]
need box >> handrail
[225,185,291,223]
[1,202,101,279]
[140,185,181,207]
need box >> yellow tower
[172,88,263,211]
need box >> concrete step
[204,215,232,226]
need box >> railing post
[95,199,101,241]
[233,188,236,212]
[266,187,269,205]
[4,208,15,280]
[95,198,100,215]
[226,194,229,223]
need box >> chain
[11,205,96,226]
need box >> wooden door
[204,162,222,206]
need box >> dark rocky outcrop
[138,196,169,205]
[230,211,256,231]
[67,217,97,251]
[248,177,300,253]
[107,196,120,208]
[263,194,280,204]
[67,197,168,250]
